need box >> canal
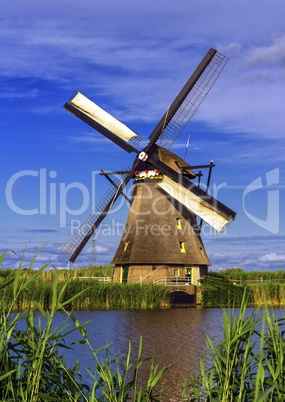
[45,305,285,400]
[60,307,228,400]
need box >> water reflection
[41,306,284,400]
[62,308,225,400]
[15,306,283,399]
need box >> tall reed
[249,283,285,307]
[0,250,168,401]
[200,277,285,308]
[184,294,285,401]
[2,277,170,310]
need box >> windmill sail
[61,48,235,265]
[61,170,130,262]
[64,92,142,152]
[155,175,234,232]
[149,49,228,150]
[68,91,138,142]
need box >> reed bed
[2,276,170,311]
[200,277,285,308]
[0,255,169,310]
[0,265,115,284]
[61,280,170,310]
[249,282,285,307]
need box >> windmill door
[122,265,129,283]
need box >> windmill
[61,48,236,284]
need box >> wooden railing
[153,277,200,286]
[78,277,110,282]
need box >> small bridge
[152,277,200,305]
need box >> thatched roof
[112,181,210,266]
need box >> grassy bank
[2,257,285,309]
[2,278,170,310]
[0,265,170,310]
[200,277,285,307]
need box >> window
[179,241,186,253]
[174,269,180,277]
[176,218,182,229]
[185,267,192,277]
[185,267,192,284]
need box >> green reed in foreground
[0,250,167,401]
[184,294,285,401]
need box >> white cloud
[246,36,285,66]
[95,245,109,254]
[1,0,285,269]
[1,2,285,142]
[260,253,285,263]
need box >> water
[59,308,227,400]
[16,306,285,400]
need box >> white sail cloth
[69,91,138,142]
[156,175,232,233]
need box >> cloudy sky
[1,0,285,271]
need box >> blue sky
[1,0,285,271]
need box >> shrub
[199,277,246,307]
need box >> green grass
[0,259,170,310]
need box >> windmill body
[61,48,236,286]
[112,147,210,283]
